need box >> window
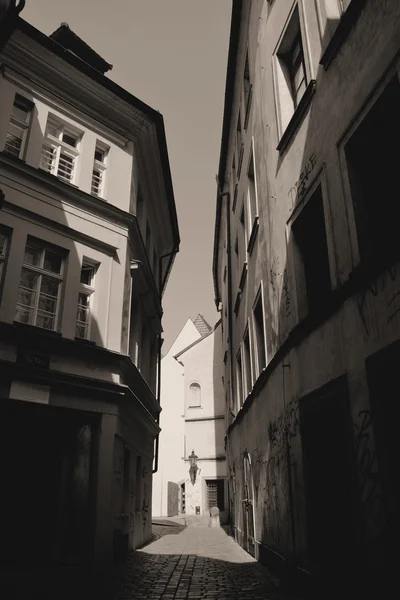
[286,35,306,109]
[188,382,201,408]
[206,479,225,511]
[339,0,351,11]
[243,327,252,398]
[91,143,108,197]
[236,348,243,409]
[40,116,80,184]
[243,51,252,129]
[76,262,96,339]
[236,112,244,176]
[292,184,331,313]
[345,76,400,270]
[232,183,238,212]
[246,148,258,246]
[253,288,266,376]
[275,6,308,135]
[15,238,64,330]
[0,229,10,288]
[4,94,32,159]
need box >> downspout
[153,251,166,475]
[152,333,163,474]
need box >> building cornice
[0,321,161,419]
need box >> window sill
[320,0,367,70]
[247,217,259,255]
[13,321,62,338]
[74,336,96,346]
[276,80,316,155]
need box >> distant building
[0,19,179,564]
[152,315,227,521]
[213,0,400,591]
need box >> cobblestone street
[1,520,303,599]
[95,520,299,600]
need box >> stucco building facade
[152,316,227,521]
[0,18,179,565]
[213,0,399,590]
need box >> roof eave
[212,0,243,308]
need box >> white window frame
[15,238,65,331]
[91,143,109,198]
[40,115,81,185]
[273,3,312,139]
[76,261,97,340]
[242,323,253,399]
[4,94,33,159]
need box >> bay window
[76,262,96,339]
[40,116,81,184]
[4,94,33,159]
[15,238,64,330]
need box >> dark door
[299,376,362,579]
[0,401,96,566]
[242,453,255,556]
[366,343,400,574]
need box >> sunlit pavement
[98,521,301,600]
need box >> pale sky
[22,0,231,352]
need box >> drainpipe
[152,332,163,474]
[153,249,175,474]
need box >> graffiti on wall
[270,265,291,319]
[264,398,300,547]
[353,410,384,536]
[287,152,317,209]
[357,262,400,335]
[142,482,149,529]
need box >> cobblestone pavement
[1,522,301,599]
[97,523,301,600]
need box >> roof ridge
[193,313,212,336]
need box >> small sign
[17,350,50,369]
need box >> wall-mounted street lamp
[188,450,198,486]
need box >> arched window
[188,382,201,408]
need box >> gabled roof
[174,319,221,360]
[50,22,112,74]
[193,314,212,337]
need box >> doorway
[366,342,400,575]
[242,452,255,556]
[299,376,362,578]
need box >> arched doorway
[242,451,255,556]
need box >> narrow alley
[3,520,301,600]
[94,519,299,600]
